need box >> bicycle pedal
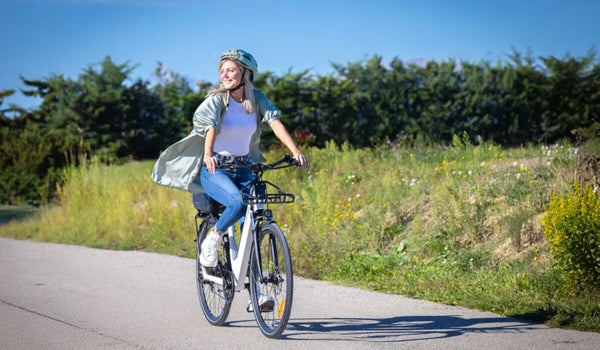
[247,299,275,313]
[202,265,218,276]
[247,305,274,313]
[260,305,274,313]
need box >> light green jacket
[151,89,281,193]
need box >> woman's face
[219,60,242,90]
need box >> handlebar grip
[267,155,295,168]
[282,154,295,164]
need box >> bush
[0,126,71,205]
[543,184,600,289]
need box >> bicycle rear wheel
[196,221,233,326]
[249,223,293,338]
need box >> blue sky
[1,0,599,110]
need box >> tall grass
[1,159,197,256]
[2,140,598,331]
[266,139,574,276]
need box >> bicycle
[193,155,297,338]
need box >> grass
[0,159,197,255]
[1,139,599,332]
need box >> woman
[152,49,308,268]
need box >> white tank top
[213,97,257,156]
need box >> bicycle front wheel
[196,221,233,326]
[249,223,293,338]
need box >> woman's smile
[220,60,242,89]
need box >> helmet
[219,49,258,72]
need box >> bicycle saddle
[192,193,225,216]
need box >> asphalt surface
[1,237,599,349]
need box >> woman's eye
[220,68,238,75]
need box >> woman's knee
[226,194,244,214]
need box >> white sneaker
[247,295,275,313]
[199,232,221,267]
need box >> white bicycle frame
[200,193,264,292]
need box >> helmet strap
[228,67,247,92]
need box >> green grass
[0,160,197,255]
[1,140,599,331]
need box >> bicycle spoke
[250,223,293,338]
[196,221,233,326]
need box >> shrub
[543,184,600,289]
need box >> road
[1,237,599,349]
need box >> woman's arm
[203,127,218,173]
[270,119,308,168]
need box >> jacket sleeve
[254,89,281,127]
[150,132,205,193]
[192,94,224,137]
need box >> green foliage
[0,118,85,204]
[0,89,15,113]
[149,62,209,157]
[543,185,600,289]
[257,50,600,148]
[1,57,207,204]
[21,57,155,161]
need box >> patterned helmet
[219,49,258,72]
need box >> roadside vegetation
[2,138,598,331]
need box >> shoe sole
[199,254,217,268]
[247,300,275,313]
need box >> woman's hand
[292,151,309,169]
[204,153,218,174]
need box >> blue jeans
[200,166,254,232]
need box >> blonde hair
[208,60,255,114]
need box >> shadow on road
[275,315,540,342]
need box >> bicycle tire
[249,223,293,338]
[196,220,233,326]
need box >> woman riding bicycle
[151,49,308,268]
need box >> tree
[149,62,208,156]
[21,56,163,161]
[540,52,599,142]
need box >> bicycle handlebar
[258,155,298,170]
[219,155,298,173]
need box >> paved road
[1,237,599,349]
